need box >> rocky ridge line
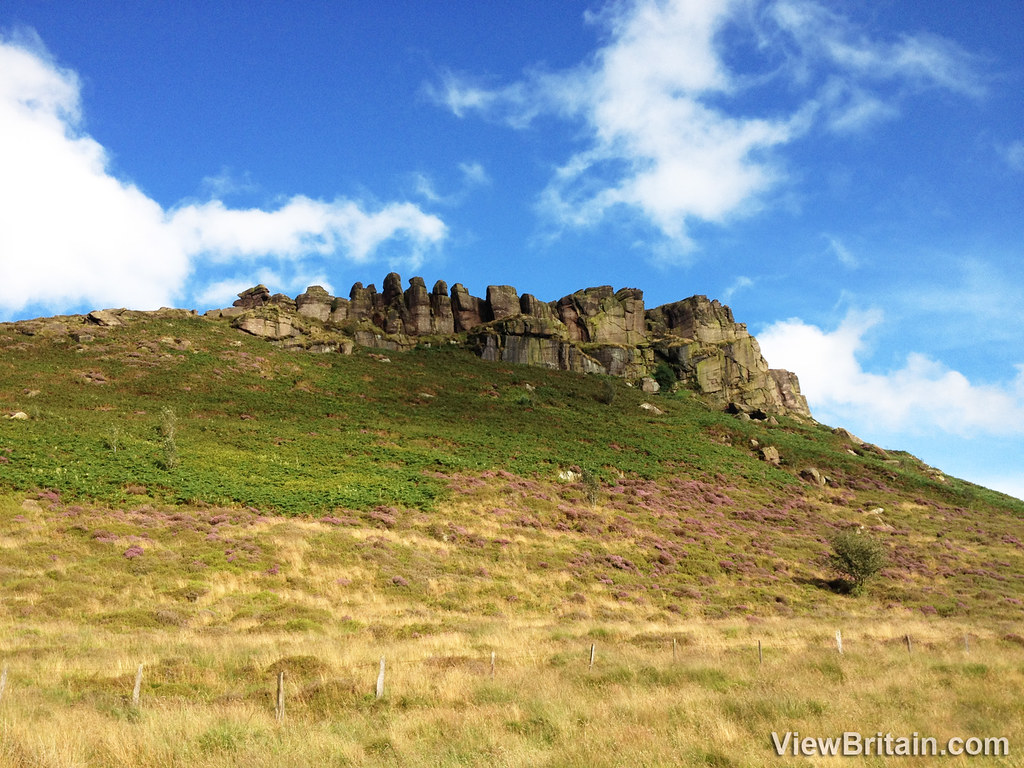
[203,274,810,419]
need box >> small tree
[828,529,886,593]
[652,361,677,392]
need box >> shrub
[828,529,886,593]
[653,362,677,392]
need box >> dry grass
[0,616,1021,767]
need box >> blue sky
[1,1,1022,499]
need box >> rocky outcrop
[212,275,812,418]
[649,296,811,418]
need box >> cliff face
[207,274,811,419]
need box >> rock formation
[212,274,811,418]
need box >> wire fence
[0,628,1013,722]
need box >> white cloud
[769,0,986,96]
[1003,140,1024,172]
[434,0,986,250]
[722,275,753,300]
[0,35,446,318]
[412,160,492,206]
[458,161,491,188]
[824,235,858,268]
[169,197,444,265]
[759,309,1024,437]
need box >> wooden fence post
[376,657,386,699]
[490,651,496,679]
[132,664,144,708]
[758,640,763,666]
[835,630,843,655]
[672,638,677,662]
[276,671,285,723]
[0,666,7,704]
[963,634,970,654]
[589,644,595,671]
[904,634,912,655]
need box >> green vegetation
[828,529,887,593]
[0,312,1022,766]
[652,360,678,391]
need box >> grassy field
[0,312,1022,765]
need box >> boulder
[760,446,781,465]
[640,377,660,393]
[234,313,299,340]
[87,309,124,327]
[799,467,827,486]
[233,285,271,309]
[296,285,333,322]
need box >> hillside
[1,296,1022,766]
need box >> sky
[0,0,1022,500]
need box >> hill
[0,287,1022,767]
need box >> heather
[0,313,1022,766]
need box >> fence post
[276,671,285,723]
[904,634,912,655]
[376,657,386,699]
[758,640,763,666]
[835,630,843,655]
[490,651,496,679]
[132,663,144,708]
[672,638,677,662]
[589,644,596,671]
[963,634,970,654]
[0,666,7,704]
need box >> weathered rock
[87,309,124,327]
[204,307,245,320]
[296,285,333,322]
[833,427,863,444]
[487,285,520,321]
[760,446,781,465]
[451,283,487,331]
[199,274,811,419]
[329,297,350,324]
[234,312,299,340]
[269,293,296,310]
[382,272,404,308]
[800,467,826,486]
[404,277,433,335]
[640,377,660,394]
[647,295,743,344]
[430,281,455,335]
[349,283,378,321]
[770,369,811,418]
[639,402,664,415]
[233,285,271,309]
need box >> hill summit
[199,274,810,419]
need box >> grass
[0,311,1022,765]
[0,617,1021,766]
